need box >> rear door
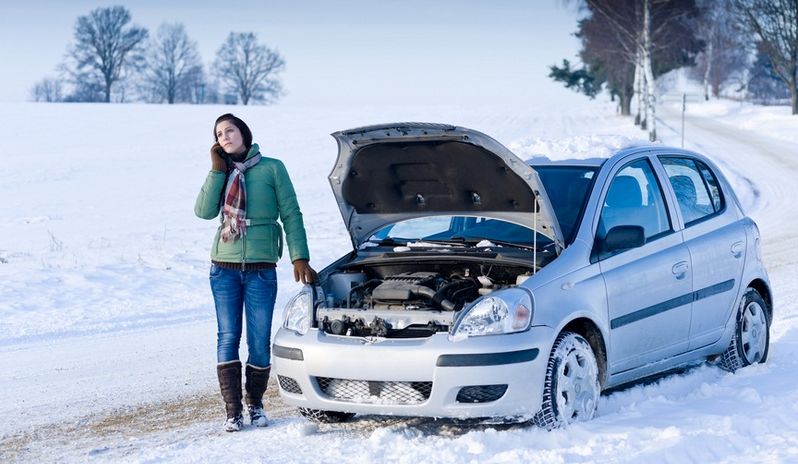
[658,156,746,350]
[597,157,693,374]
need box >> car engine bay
[315,262,535,338]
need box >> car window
[598,158,671,243]
[382,216,452,239]
[535,166,597,244]
[696,161,724,212]
[660,157,723,225]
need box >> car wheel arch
[559,317,608,388]
[718,286,771,371]
[747,278,773,321]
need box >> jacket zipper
[241,171,248,271]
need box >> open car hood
[329,123,564,252]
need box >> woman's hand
[293,259,317,284]
[210,142,226,172]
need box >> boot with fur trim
[217,361,243,432]
[245,364,270,427]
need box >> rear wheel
[533,331,600,429]
[719,288,770,372]
[298,407,356,424]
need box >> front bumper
[271,325,554,419]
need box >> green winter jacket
[194,143,310,264]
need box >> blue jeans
[209,265,278,368]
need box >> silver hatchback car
[273,123,772,427]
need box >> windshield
[367,216,550,247]
[534,165,597,243]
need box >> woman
[195,113,316,432]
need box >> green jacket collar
[246,143,260,160]
[227,143,260,162]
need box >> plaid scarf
[220,152,262,243]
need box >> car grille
[456,384,508,403]
[278,375,303,394]
[315,377,432,405]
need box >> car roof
[525,144,708,169]
[527,156,606,168]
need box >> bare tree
[734,0,798,114]
[584,0,700,141]
[214,32,285,105]
[642,0,658,140]
[693,1,751,100]
[142,23,203,104]
[30,78,63,102]
[64,5,148,103]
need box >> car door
[658,156,747,350]
[597,157,693,374]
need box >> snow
[2,96,798,462]
[683,99,798,145]
[510,133,644,162]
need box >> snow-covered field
[1,97,797,463]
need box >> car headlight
[283,286,313,335]
[450,288,533,340]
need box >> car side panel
[684,218,747,349]
[600,234,693,372]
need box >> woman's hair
[213,113,253,150]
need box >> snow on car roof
[510,134,650,166]
[526,156,606,167]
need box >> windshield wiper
[365,237,409,246]
[413,238,470,247]
[449,236,540,252]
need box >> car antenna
[533,195,538,275]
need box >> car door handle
[731,241,745,258]
[672,261,689,279]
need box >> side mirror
[604,225,645,251]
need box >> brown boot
[245,364,270,427]
[217,361,243,432]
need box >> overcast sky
[0,0,585,106]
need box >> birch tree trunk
[634,55,643,126]
[643,0,657,141]
[639,52,648,130]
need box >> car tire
[533,331,600,429]
[298,407,356,424]
[718,288,770,372]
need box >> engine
[316,265,530,338]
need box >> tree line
[550,0,798,141]
[30,5,283,105]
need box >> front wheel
[718,288,770,372]
[298,407,355,423]
[533,331,600,429]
